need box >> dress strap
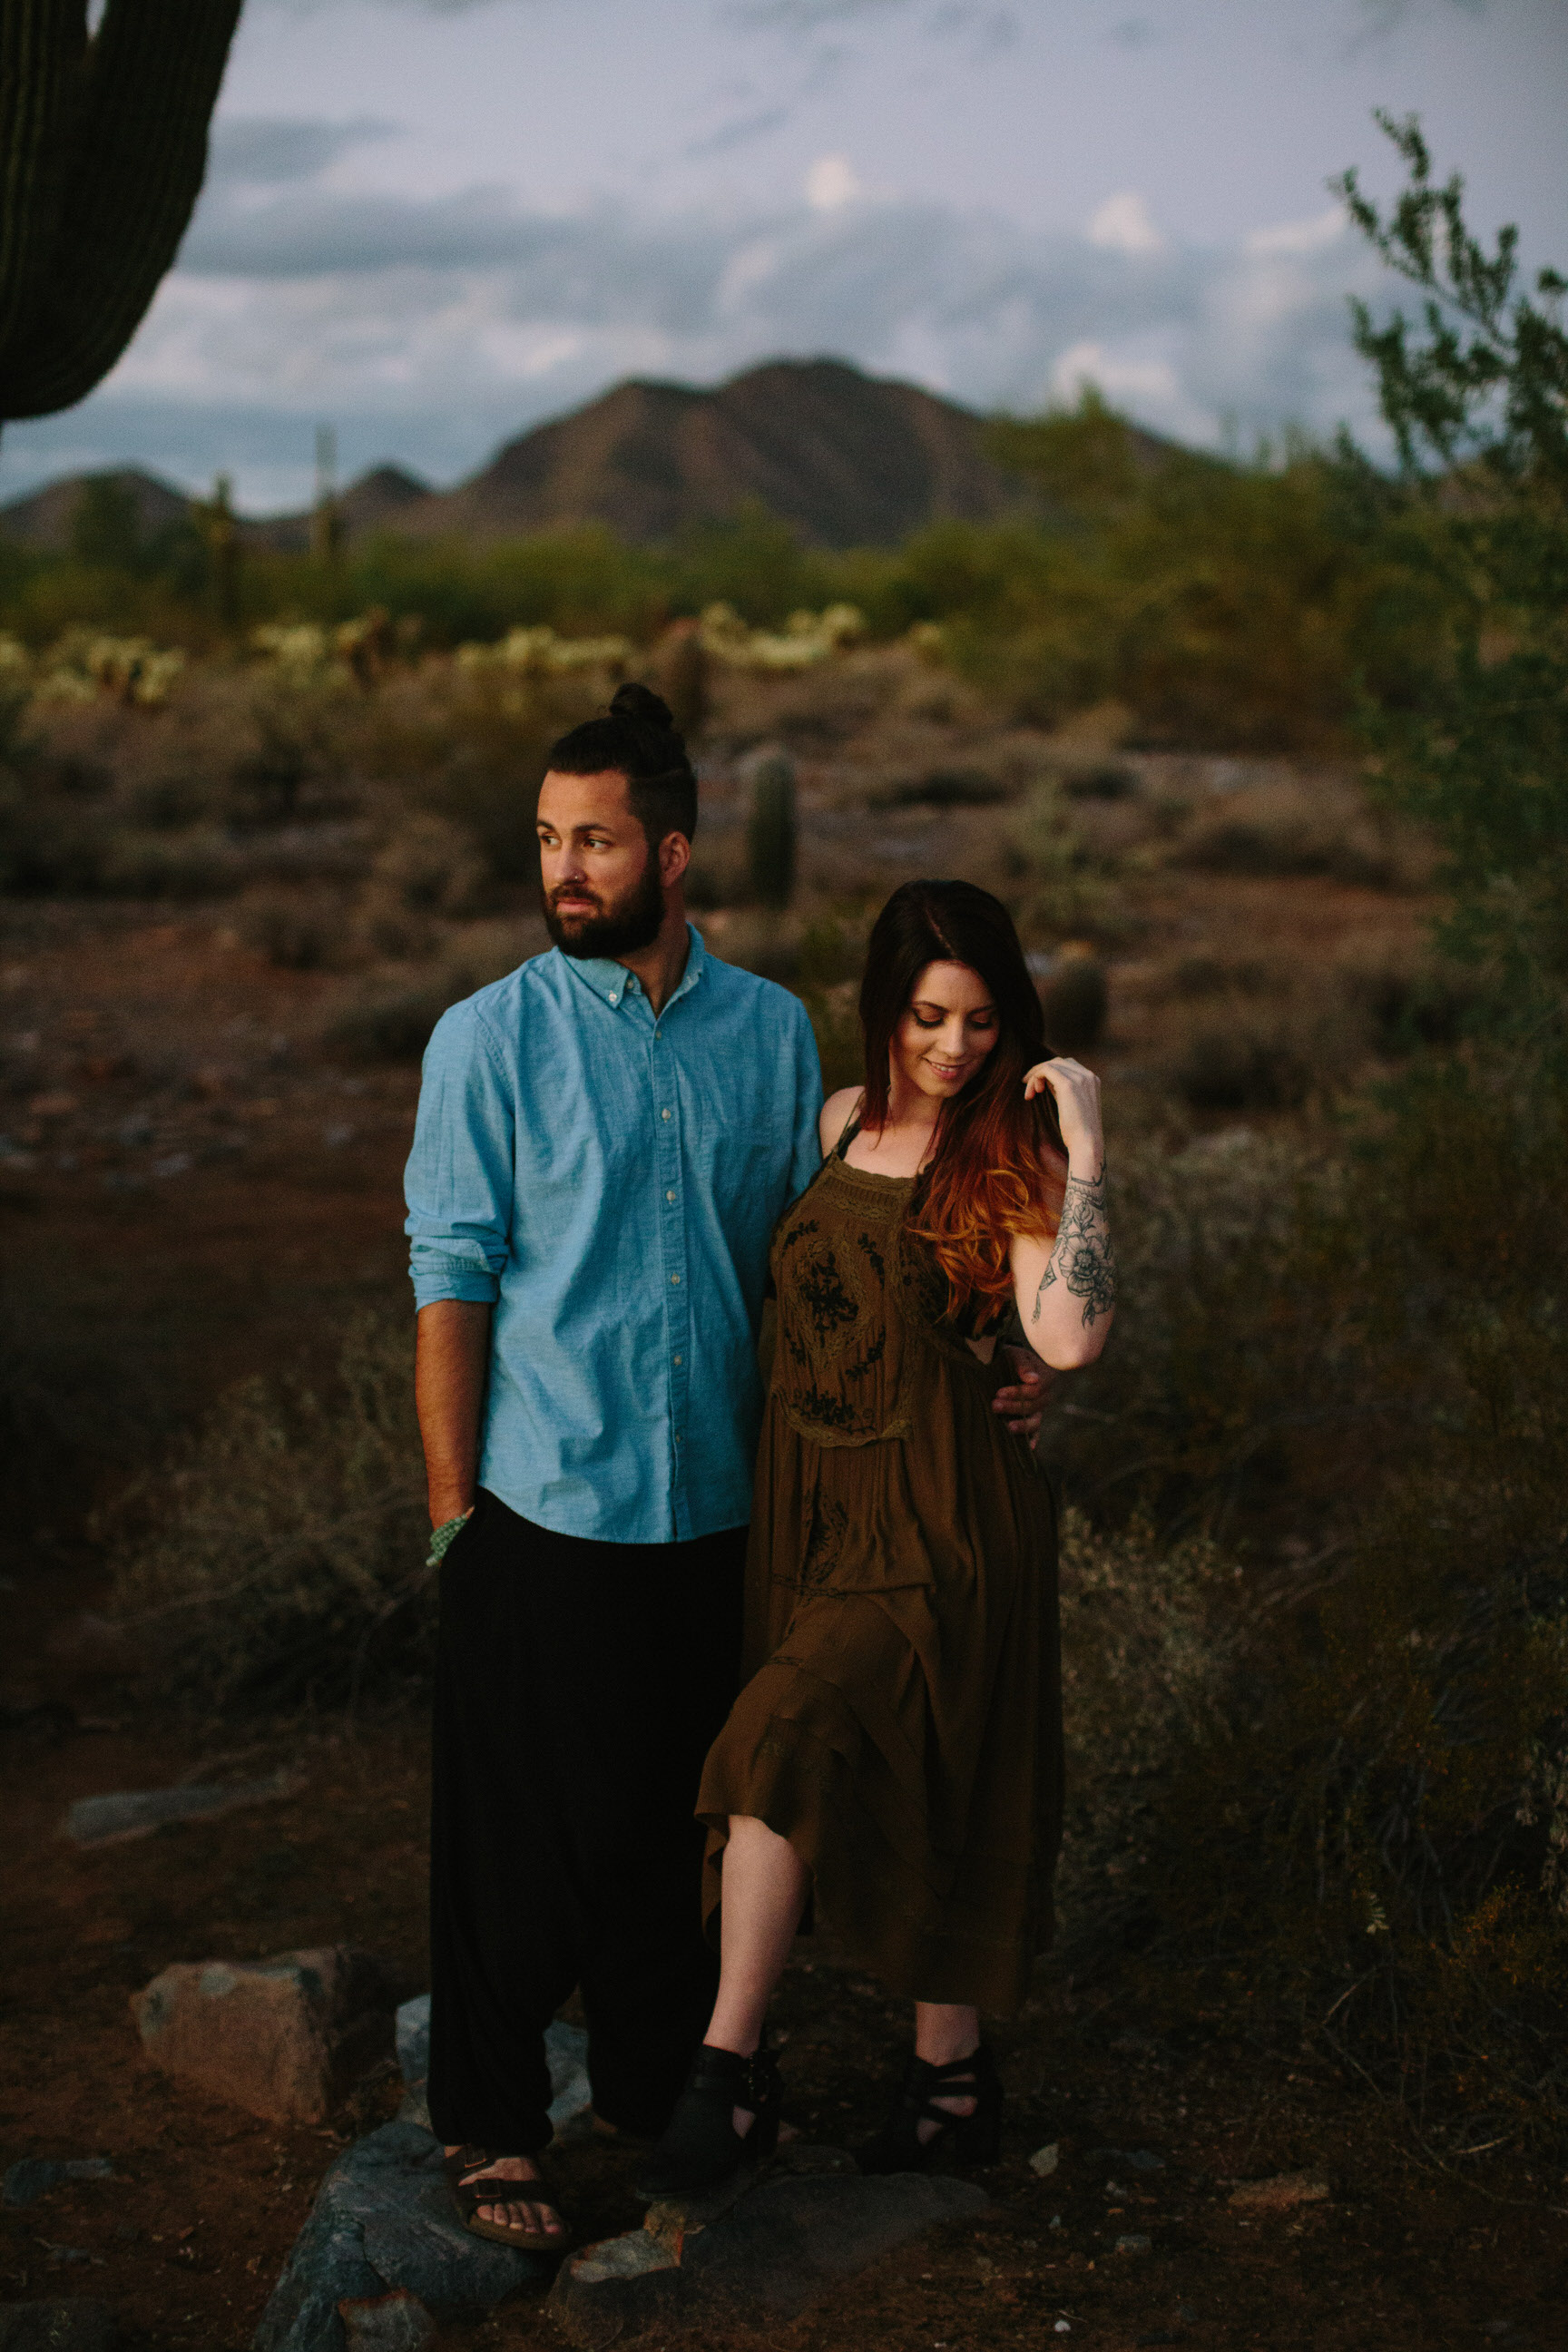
[833,1095,866,1160]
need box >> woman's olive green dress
[696,1130,1063,2017]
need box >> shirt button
[673,1353,683,1366]
[609,994,618,1004]
[661,1107,671,1121]
[665,1188,675,1202]
[671,1273,681,1285]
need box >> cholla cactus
[32,631,184,708]
[699,603,865,672]
[456,626,631,679]
[0,2,242,423]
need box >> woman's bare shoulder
[818,1085,863,1153]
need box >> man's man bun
[546,679,699,848]
[609,681,678,734]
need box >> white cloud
[1087,190,1164,256]
[0,155,1400,507]
[1245,205,1348,257]
[1051,339,1180,407]
[804,153,862,211]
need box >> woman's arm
[1008,1056,1116,1371]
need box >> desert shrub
[1178,808,1396,887]
[1063,760,1138,800]
[328,978,461,1063]
[1004,779,1108,941]
[358,813,488,960]
[1054,1509,1234,1965]
[1171,1021,1317,1112]
[109,1311,429,1711]
[239,886,348,971]
[1337,953,1479,1054]
[1040,953,1109,1054]
[870,765,1008,809]
[1051,1064,1568,2139]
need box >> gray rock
[253,2122,550,2352]
[687,2171,989,2324]
[393,1999,429,2086]
[547,2229,681,2349]
[393,2001,590,2141]
[336,2288,436,2351]
[1089,2146,1165,2172]
[133,1946,400,2126]
[1114,2232,1152,2254]
[65,1773,301,1847]
[2,2159,114,2209]
[550,2167,988,2345]
[0,2307,117,2352]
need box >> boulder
[252,2121,550,2352]
[66,1773,302,1847]
[336,2288,436,2350]
[392,2000,591,2141]
[2,2159,114,2209]
[0,2308,117,2352]
[132,1947,401,2125]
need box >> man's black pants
[427,1490,746,2152]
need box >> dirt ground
[3,893,1563,2352]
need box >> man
[406,685,1044,2246]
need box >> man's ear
[659,831,692,888]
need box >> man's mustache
[548,885,603,913]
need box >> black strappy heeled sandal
[632,2040,783,2199]
[856,2043,1003,2174]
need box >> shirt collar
[558,924,708,1012]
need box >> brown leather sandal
[443,2143,573,2254]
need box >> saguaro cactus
[0,0,242,424]
[745,745,798,911]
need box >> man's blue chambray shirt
[405,926,824,1544]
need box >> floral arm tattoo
[1033,1162,1116,1329]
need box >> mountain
[0,466,192,551]
[0,360,1181,556]
[393,358,1034,548]
[0,461,430,555]
[244,464,431,552]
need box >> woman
[636,878,1115,2198]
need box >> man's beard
[542,849,666,959]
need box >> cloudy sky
[3,0,1564,512]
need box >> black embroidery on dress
[799,1494,850,1591]
[795,1246,860,1347]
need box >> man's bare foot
[444,2146,564,2238]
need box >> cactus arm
[0,0,242,423]
[0,2,83,360]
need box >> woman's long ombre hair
[860,879,1066,1320]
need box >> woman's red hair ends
[859,879,1067,1320]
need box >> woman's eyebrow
[910,997,996,1015]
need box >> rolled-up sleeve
[405,1000,514,1309]
[786,995,826,1199]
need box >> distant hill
[0,466,192,551]
[244,465,431,552]
[0,462,430,556]
[392,358,1037,547]
[0,358,1183,557]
